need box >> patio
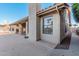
[0,32,79,56]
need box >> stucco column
[9,25,12,33]
[10,25,13,33]
[26,21,28,35]
[53,12,61,45]
[19,24,22,34]
[29,3,40,41]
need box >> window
[12,28,14,31]
[43,17,53,34]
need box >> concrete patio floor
[0,32,79,56]
[0,34,56,56]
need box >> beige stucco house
[0,24,10,33]
[7,3,71,46]
[9,17,28,35]
[28,3,71,45]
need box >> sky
[0,3,28,24]
[0,3,76,24]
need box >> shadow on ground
[55,32,72,50]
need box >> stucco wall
[0,25,10,33]
[26,21,29,35]
[10,25,19,33]
[52,13,60,44]
[29,3,40,41]
[41,12,60,45]
[60,10,66,42]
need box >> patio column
[10,25,14,33]
[19,24,23,34]
[29,3,40,41]
[9,25,13,33]
[9,25,11,33]
[26,21,28,35]
[53,12,61,45]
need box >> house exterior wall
[10,25,19,33]
[36,16,41,41]
[10,23,27,34]
[29,3,41,41]
[0,25,10,33]
[26,21,29,35]
[28,3,70,45]
[18,24,23,34]
[53,13,60,44]
[60,10,66,42]
[40,11,60,45]
[60,8,71,42]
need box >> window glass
[43,17,53,34]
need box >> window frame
[42,16,53,34]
